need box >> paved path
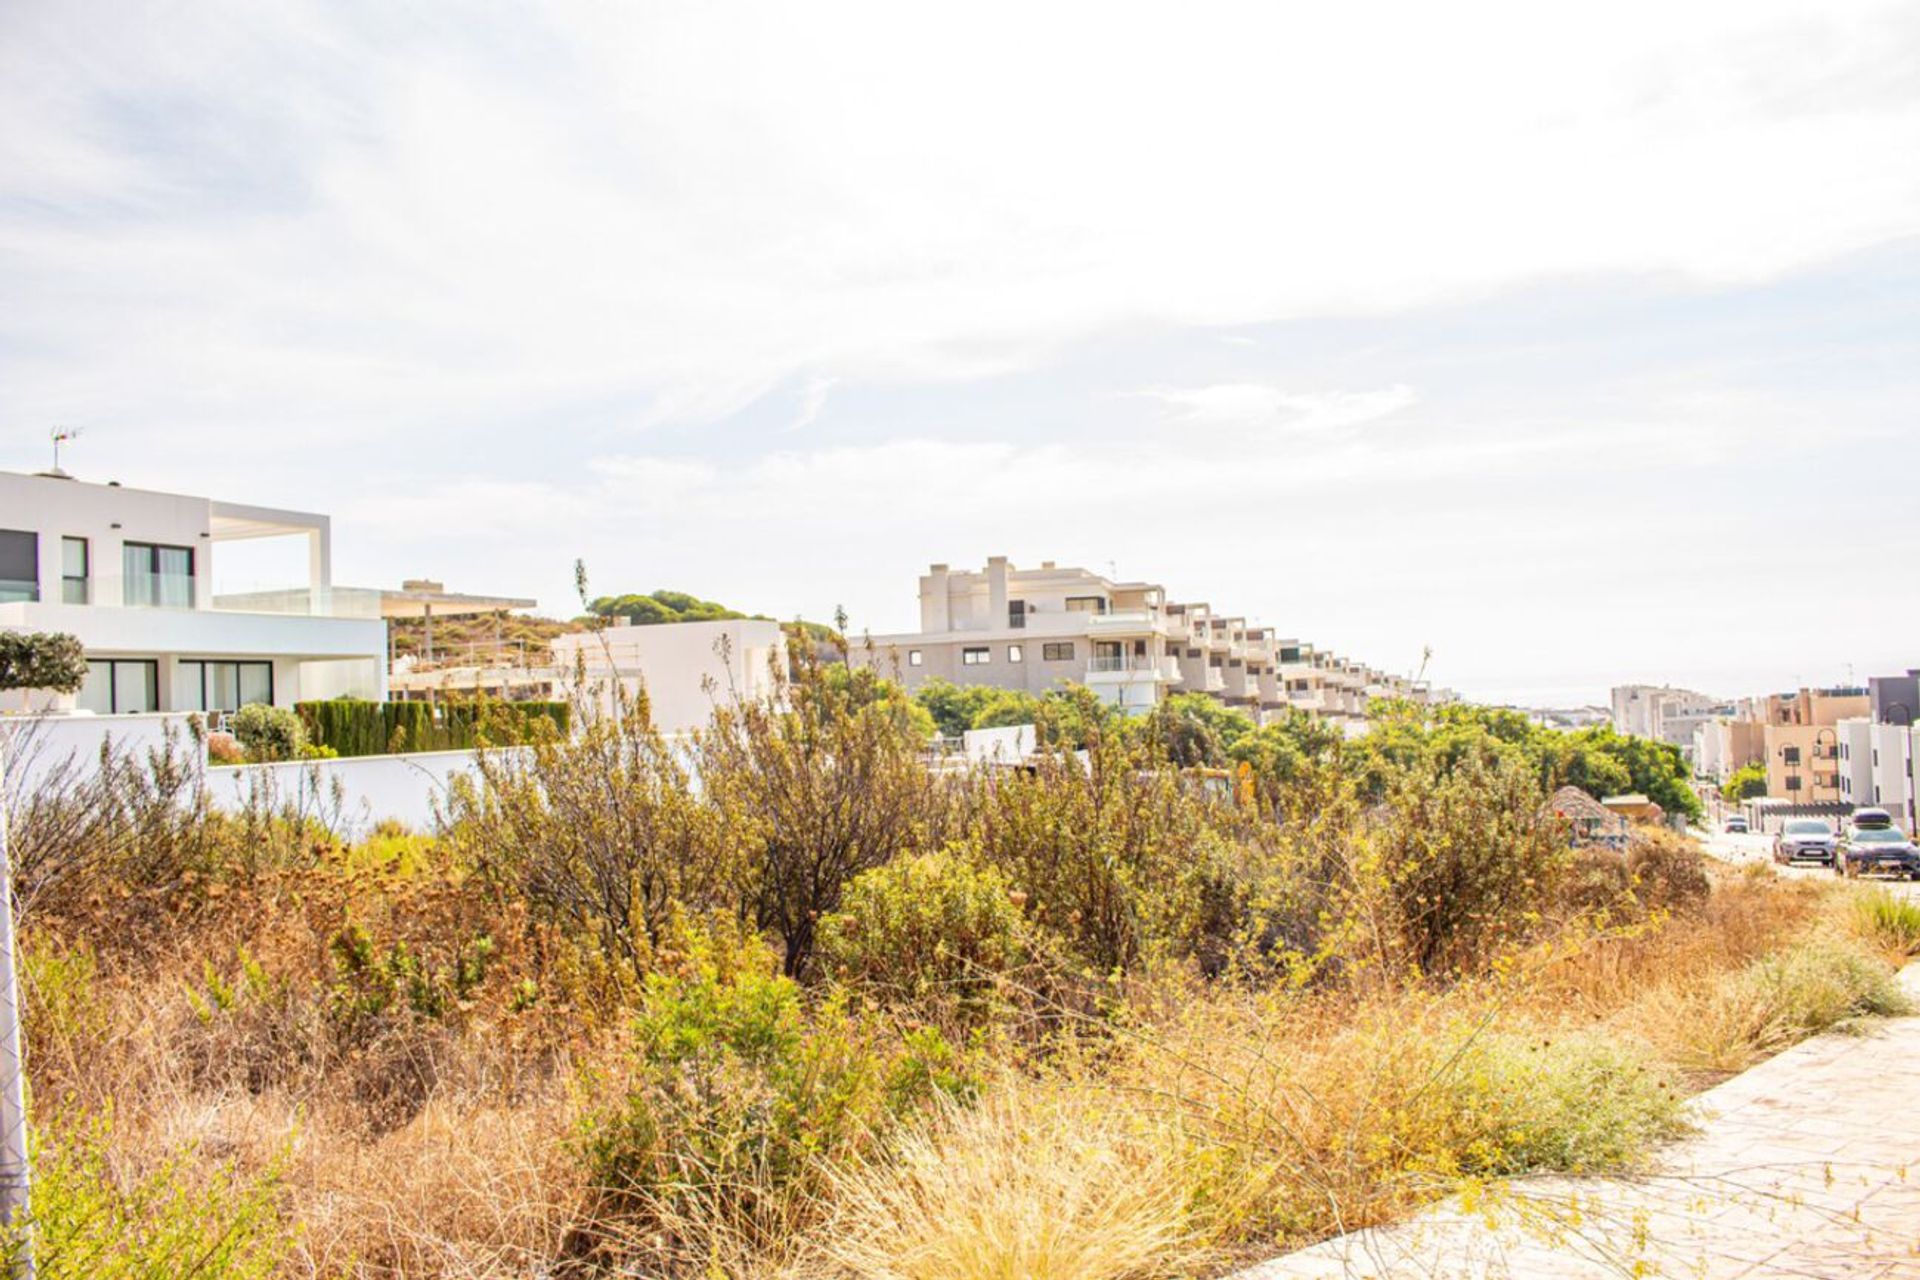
[1235,965,1920,1279]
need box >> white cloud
[1134,383,1417,433]
[2,0,1916,439]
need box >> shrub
[969,734,1220,976]
[228,703,306,762]
[818,846,1027,1014]
[205,732,245,766]
[1657,938,1910,1073]
[1848,887,1920,957]
[700,647,939,977]
[1365,749,1570,976]
[1433,1029,1688,1176]
[575,919,971,1266]
[1624,830,1710,913]
[446,703,727,980]
[2,1114,292,1280]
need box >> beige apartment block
[854,557,1424,724]
[1756,686,1870,802]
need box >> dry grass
[811,1081,1211,1280]
[19,827,1907,1279]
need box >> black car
[1836,825,1920,879]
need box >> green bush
[1850,887,1920,956]
[1,1114,291,1280]
[818,846,1027,1012]
[227,703,306,762]
[1438,1029,1688,1176]
[576,920,971,1260]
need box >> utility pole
[0,733,35,1279]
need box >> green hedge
[295,699,569,758]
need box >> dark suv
[1837,812,1920,879]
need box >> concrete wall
[0,712,195,797]
[552,619,788,735]
[207,748,511,840]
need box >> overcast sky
[3,0,1918,706]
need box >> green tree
[1721,762,1768,802]
[1136,693,1256,767]
[0,631,87,695]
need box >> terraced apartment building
[852,557,1437,728]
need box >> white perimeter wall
[207,748,515,840]
[1,712,506,841]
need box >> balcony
[1087,655,1181,683]
[1088,608,1164,634]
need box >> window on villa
[0,529,37,603]
[1786,776,1801,791]
[61,536,88,604]
[962,647,990,666]
[1008,644,1024,663]
[122,541,195,608]
[1186,648,1200,659]
[1008,600,1026,629]
[1782,746,1800,765]
[1064,596,1107,614]
[77,659,159,714]
[1209,656,1223,668]
[907,649,923,666]
[1041,642,1074,661]
[178,660,274,713]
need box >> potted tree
[0,631,88,716]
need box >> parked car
[1724,816,1749,834]
[1774,817,1836,864]
[1836,823,1920,879]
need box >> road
[1700,826,1920,899]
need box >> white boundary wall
[208,748,518,839]
[1,712,518,841]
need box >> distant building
[851,557,1431,724]
[1869,670,1920,726]
[1609,683,1732,763]
[389,616,789,736]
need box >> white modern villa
[852,557,1437,727]
[0,468,534,717]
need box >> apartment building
[1756,687,1870,805]
[1609,684,1731,759]
[1,468,389,714]
[1837,717,1920,832]
[853,557,1424,724]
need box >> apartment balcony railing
[1087,655,1181,680]
[1088,608,1163,632]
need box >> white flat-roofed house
[0,468,388,715]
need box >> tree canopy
[0,630,88,694]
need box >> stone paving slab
[1234,968,1920,1279]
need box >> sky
[2,0,1918,707]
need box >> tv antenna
[50,427,81,475]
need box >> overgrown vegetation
[7,653,1896,1279]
